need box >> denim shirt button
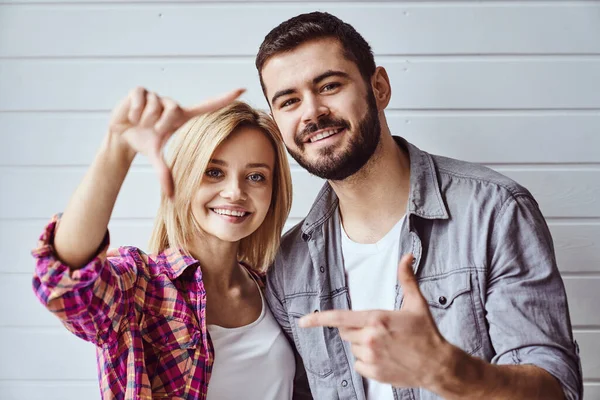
[341,380,348,387]
[438,296,447,305]
[320,266,325,273]
[314,309,319,313]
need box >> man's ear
[371,66,392,110]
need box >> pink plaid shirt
[32,215,264,400]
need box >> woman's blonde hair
[148,101,292,272]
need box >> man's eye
[281,98,298,108]
[322,83,340,92]
[206,169,223,178]
[248,173,266,182]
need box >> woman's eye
[206,169,223,178]
[248,173,266,182]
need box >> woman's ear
[371,66,392,110]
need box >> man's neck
[331,132,410,244]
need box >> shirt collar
[157,247,199,279]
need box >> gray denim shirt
[266,137,582,400]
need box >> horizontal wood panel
[495,168,600,218]
[583,384,600,400]
[3,168,598,220]
[2,59,600,111]
[0,327,596,380]
[3,112,600,165]
[4,272,598,326]
[2,220,598,274]
[574,331,600,380]
[1,3,599,57]
[0,382,99,400]
[0,328,98,380]
[0,168,324,219]
[566,278,600,326]
[550,224,600,273]
[0,219,301,274]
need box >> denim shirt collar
[301,136,449,236]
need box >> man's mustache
[296,117,350,145]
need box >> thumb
[148,147,174,199]
[397,254,427,311]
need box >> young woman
[32,87,295,400]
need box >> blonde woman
[32,87,294,400]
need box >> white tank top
[206,279,295,400]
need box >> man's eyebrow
[271,88,296,106]
[313,70,350,85]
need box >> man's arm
[429,341,564,399]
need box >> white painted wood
[584,383,600,400]
[3,112,600,166]
[7,274,600,328]
[1,0,598,396]
[3,58,600,111]
[566,278,600,326]
[549,223,600,273]
[1,3,599,57]
[0,326,596,381]
[0,218,302,274]
[2,167,599,220]
[574,331,600,380]
[4,219,599,274]
[0,382,100,400]
[495,168,600,218]
[0,167,323,219]
[0,328,98,380]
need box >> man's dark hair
[256,12,377,98]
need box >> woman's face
[191,126,276,243]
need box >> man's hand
[108,86,245,198]
[299,253,452,389]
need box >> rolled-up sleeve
[486,195,583,400]
[32,214,139,346]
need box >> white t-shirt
[341,215,406,400]
[206,279,295,400]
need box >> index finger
[298,310,371,329]
[182,88,246,120]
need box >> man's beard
[287,90,381,181]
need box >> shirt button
[439,296,447,305]
[320,266,325,273]
[341,380,348,387]
[314,309,319,313]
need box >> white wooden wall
[1,1,599,399]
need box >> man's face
[261,38,381,181]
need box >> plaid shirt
[32,215,264,400]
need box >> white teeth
[213,209,247,217]
[310,129,339,143]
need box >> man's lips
[303,127,345,143]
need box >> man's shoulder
[431,153,533,200]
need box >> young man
[256,12,582,400]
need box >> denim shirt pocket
[417,270,483,356]
[286,294,334,378]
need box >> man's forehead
[261,38,354,93]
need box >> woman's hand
[108,86,245,198]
